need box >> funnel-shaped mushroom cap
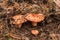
[12,14,27,25]
[25,13,45,22]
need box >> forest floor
[0,0,60,40]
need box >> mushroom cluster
[10,13,45,28]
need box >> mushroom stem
[32,22,37,26]
[17,24,22,28]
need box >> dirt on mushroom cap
[25,13,45,22]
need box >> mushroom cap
[31,30,39,35]
[25,13,45,22]
[11,14,27,25]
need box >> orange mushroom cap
[11,14,27,25]
[25,13,45,22]
[31,30,39,35]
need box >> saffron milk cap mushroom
[11,14,27,28]
[31,30,39,36]
[25,13,45,26]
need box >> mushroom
[11,14,27,28]
[25,13,45,26]
[31,30,39,36]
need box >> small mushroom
[11,14,27,28]
[25,13,45,26]
[31,30,39,36]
